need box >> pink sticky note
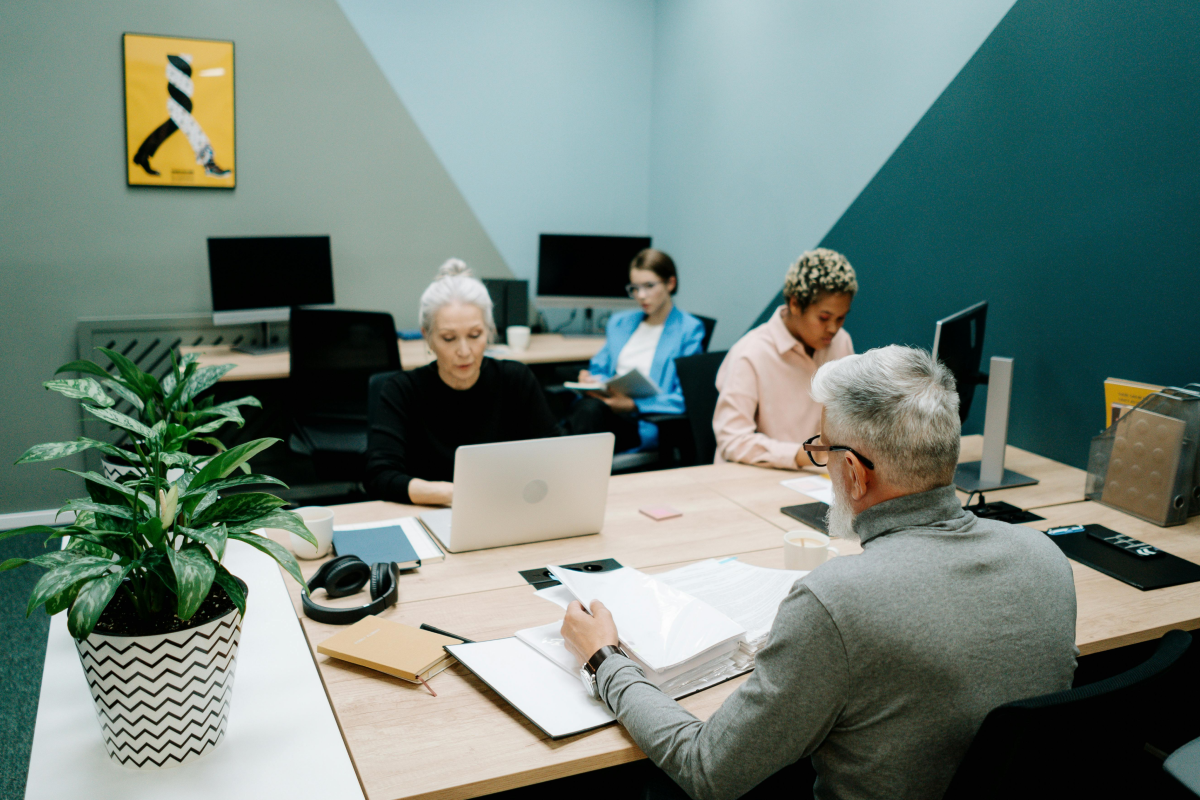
[640,504,682,521]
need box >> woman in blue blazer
[565,249,706,452]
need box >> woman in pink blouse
[713,248,858,469]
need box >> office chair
[672,351,727,466]
[693,315,717,353]
[288,308,401,480]
[943,629,1194,800]
[1166,737,1200,797]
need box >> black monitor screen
[933,301,987,423]
[207,236,335,311]
[537,234,651,300]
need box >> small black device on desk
[519,558,622,590]
[781,502,829,534]
[965,498,1044,524]
[1043,524,1200,591]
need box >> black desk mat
[1045,524,1200,591]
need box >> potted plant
[1,348,314,769]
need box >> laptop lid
[437,433,614,553]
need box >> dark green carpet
[1,532,53,799]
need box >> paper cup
[783,530,839,571]
[506,325,532,352]
[291,506,334,559]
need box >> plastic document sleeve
[445,638,615,739]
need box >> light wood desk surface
[1020,502,1200,655]
[680,435,1086,531]
[182,334,605,382]
[268,442,1188,800]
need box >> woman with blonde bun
[364,259,559,506]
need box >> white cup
[290,506,334,559]
[506,325,532,352]
[783,530,839,571]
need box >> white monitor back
[447,433,614,552]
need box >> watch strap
[586,645,625,675]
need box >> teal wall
[645,0,1016,346]
[0,0,508,513]
[335,0,655,284]
[754,0,1200,467]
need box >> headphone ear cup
[370,562,390,600]
[323,556,371,598]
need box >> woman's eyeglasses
[802,434,876,470]
[625,281,663,298]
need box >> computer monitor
[207,235,335,325]
[932,301,987,424]
[536,234,651,309]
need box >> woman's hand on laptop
[408,478,453,507]
[561,600,619,665]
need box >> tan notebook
[316,616,459,683]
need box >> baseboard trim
[0,508,76,531]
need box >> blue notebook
[332,526,422,569]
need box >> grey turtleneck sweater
[597,484,1078,800]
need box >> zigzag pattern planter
[74,605,243,769]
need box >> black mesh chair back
[290,308,401,419]
[367,370,402,430]
[674,351,727,466]
[693,315,717,353]
[944,629,1194,800]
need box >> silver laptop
[418,433,615,553]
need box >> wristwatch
[579,645,627,700]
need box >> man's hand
[561,600,619,665]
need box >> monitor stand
[954,356,1039,493]
[232,321,288,356]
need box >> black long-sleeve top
[364,358,560,503]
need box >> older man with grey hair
[561,345,1078,800]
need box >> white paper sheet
[781,474,834,505]
[534,584,574,609]
[657,560,806,648]
[548,565,745,672]
[446,637,615,739]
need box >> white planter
[74,602,243,770]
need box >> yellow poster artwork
[123,33,235,188]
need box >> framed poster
[123,33,236,188]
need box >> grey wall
[754,0,1200,467]
[335,0,656,285]
[0,0,509,513]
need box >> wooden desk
[679,435,1086,532]
[1021,502,1200,655]
[182,334,605,382]
[267,447,1190,800]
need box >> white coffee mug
[507,325,532,352]
[783,530,839,571]
[290,506,334,559]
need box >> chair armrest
[643,413,687,424]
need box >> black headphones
[302,555,399,625]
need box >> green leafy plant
[1,349,315,639]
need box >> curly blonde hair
[783,248,858,310]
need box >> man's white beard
[826,472,859,543]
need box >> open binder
[446,560,808,739]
